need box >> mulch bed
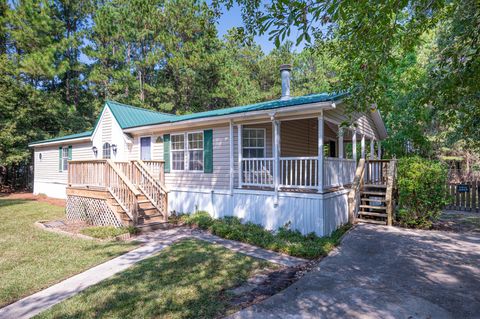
[432,211,480,233]
[0,192,66,207]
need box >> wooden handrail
[385,160,397,226]
[105,160,140,223]
[136,160,168,193]
[348,158,366,223]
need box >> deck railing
[241,157,356,190]
[68,160,108,187]
[364,159,390,185]
[143,160,165,183]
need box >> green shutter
[204,129,213,173]
[68,145,72,160]
[163,134,170,173]
[58,146,62,172]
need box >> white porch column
[338,126,344,159]
[229,120,234,195]
[361,134,366,159]
[273,119,280,204]
[318,111,324,192]
[377,140,382,159]
[237,124,243,188]
[370,138,375,160]
[352,129,357,164]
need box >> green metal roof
[106,100,176,129]
[123,92,345,129]
[30,92,345,145]
[29,130,92,146]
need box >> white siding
[33,141,93,198]
[168,188,349,236]
[324,103,379,139]
[92,106,128,160]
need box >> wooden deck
[66,160,168,229]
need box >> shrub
[183,212,350,259]
[396,156,448,229]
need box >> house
[29,65,390,236]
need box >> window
[188,132,204,171]
[242,128,265,158]
[62,147,69,171]
[171,134,185,171]
[102,142,111,159]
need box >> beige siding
[324,104,379,139]
[102,108,112,143]
[34,141,93,184]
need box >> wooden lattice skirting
[66,195,123,228]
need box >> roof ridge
[106,100,175,117]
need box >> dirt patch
[433,210,480,233]
[227,259,317,312]
[0,192,65,207]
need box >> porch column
[318,111,324,192]
[273,120,280,204]
[377,141,382,159]
[370,138,375,160]
[229,120,234,195]
[361,134,366,159]
[338,126,344,159]
[352,129,357,164]
[237,124,243,188]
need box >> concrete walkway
[0,227,305,319]
[229,224,480,319]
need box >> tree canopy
[0,0,479,166]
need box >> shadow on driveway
[229,224,480,319]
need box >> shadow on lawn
[38,239,267,319]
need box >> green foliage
[80,226,137,239]
[180,211,350,259]
[396,157,449,228]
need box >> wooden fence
[445,181,480,212]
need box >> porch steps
[357,185,388,225]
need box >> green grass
[36,239,272,319]
[177,211,351,259]
[0,198,137,307]
[80,226,138,239]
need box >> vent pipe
[280,64,292,100]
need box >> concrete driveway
[229,224,480,319]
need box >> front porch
[234,113,381,194]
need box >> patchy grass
[80,226,139,239]
[36,239,272,319]
[0,198,137,307]
[177,211,351,259]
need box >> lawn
[0,197,137,307]
[36,239,273,319]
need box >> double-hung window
[171,134,185,171]
[188,132,203,171]
[171,132,204,171]
[242,128,265,158]
[62,147,69,171]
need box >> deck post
[352,129,357,164]
[229,120,234,195]
[370,138,375,160]
[318,111,324,192]
[273,119,280,204]
[361,134,366,159]
[237,124,243,188]
[377,141,381,159]
[338,126,344,159]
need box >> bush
[182,211,350,259]
[397,156,448,229]
[80,226,137,239]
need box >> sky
[216,3,305,53]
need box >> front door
[140,137,151,161]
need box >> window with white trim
[242,128,265,158]
[102,142,111,159]
[188,132,204,171]
[62,147,69,171]
[171,134,185,171]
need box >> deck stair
[348,159,397,226]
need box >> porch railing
[143,160,165,182]
[241,157,356,190]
